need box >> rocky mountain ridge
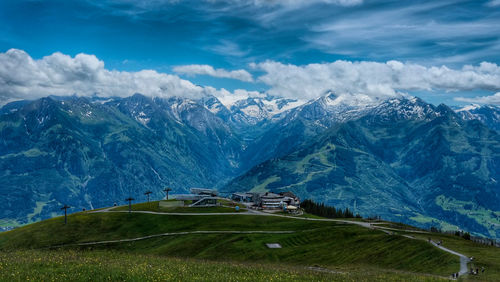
[1,93,498,238]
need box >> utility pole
[144,191,152,202]
[61,205,70,225]
[125,197,135,213]
[163,187,172,200]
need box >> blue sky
[1,0,500,106]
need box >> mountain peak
[456,104,481,112]
[363,96,440,123]
[455,103,500,131]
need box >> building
[190,188,218,197]
[231,192,254,202]
[258,193,284,209]
[252,192,300,209]
[189,197,218,207]
[278,192,300,206]
[172,188,218,206]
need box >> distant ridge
[1,93,499,238]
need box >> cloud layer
[104,0,363,9]
[0,49,206,104]
[98,0,499,65]
[252,60,500,101]
[205,0,363,7]
[173,64,253,82]
[455,93,500,105]
[2,49,500,106]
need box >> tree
[430,226,440,233]
[462,232,471,240]
[300,199,357,219]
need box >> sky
[1,0,500,106]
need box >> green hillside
[0,95,243,227]
[2,201,496,281]
[223,105,500,238]
[0,250,450,282]
[394,231,500,281]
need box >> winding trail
[96,210,257,216]
[48,230,295,249]
[431,241,470,276]
[88,207,470,278]
[95,209,373,228]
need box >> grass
[372,221,427,231]
[0,208,460,278]
[111,200,246,213]
[0,249,450,281]
[274,211,339,219]
[6,201,500,280]
[82,227,459,276]
[397,230,500,281]
[249,175,280,192]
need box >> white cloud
[111,0,363,9]
[251,60,500,101]
[3,49,500,108]
[173,64,253,82]
[0,49,207,104]
[486,0,500,7]
[305,1,500,64]
[454,93,500,105]
[208,40,251,58]
[213,0,363,7]
[0,49,263,107]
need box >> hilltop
[1,200,498,281]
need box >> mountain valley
[1,93,498,238]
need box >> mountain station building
[231,191,300,210]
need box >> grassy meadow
[111,200,246,213]
[0,249,452,281]
[0,201,497,281]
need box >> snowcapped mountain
[2,92,499,239]
[455,104,500,131]
[366,96,441,122]
[224,97,500,238]
[276,92,376,128]
[228,96,303,124]
[0,94,248,227]
[241,93,445,172]
[199,94,303,127]
[198,95,232,117]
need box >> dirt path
[96,210,258,215]
[430,241,470,276]
[99,210,371,228]
[92,208,470,277]
[374,226,431,234]
[48,230,295,249]
[265,213,373,228]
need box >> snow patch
[240,105,261,117]
[456,104,481,112]
[136,111,150,125]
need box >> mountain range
[455,104,500,132]
[0,93,499,238]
